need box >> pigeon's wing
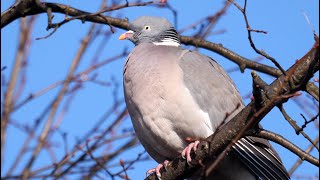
[178,50,243,129]
[178,50,289,180]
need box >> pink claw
[146,160,169,179]
[181,140,200,163]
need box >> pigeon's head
[119,16,180,46]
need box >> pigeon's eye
[144,26,151,30]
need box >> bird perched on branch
[119,16,289,180]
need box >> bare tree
[1,0,318,179]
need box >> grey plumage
[121,16,289,179]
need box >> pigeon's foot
[146,160,169,179]
[181,140,200,164]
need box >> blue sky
[1,0,319,179]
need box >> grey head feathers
[127,16,180,46]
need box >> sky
[1,0,319,179]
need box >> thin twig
[300,113,319,132]
[279,105,319,151]
[85,142,114,177]
[1,17,32,169]
[53,108,128,178]
[12,51,127,111]
[228,0,287,75]
[21,21,97,180]
[255,130,319,166]
[38,1,153,39]
[288,136,319,175]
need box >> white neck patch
[153,38,180,47]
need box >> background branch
[21,21,97,180]
[255,130,319,166]
[1,16,33,168]
[288,136,320,175]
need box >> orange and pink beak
[119,30,134,40]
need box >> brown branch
[288,136,320,175]
[1,1,129,29]
[180,35,283,76]
[85,142,114,178]
[300,113,319,132]
[40,1,152,38]
[226,55,264,73]
[228,0,287,75]
[1,17,33,168]
[251,71,269,109]
[12,50,127,112]
[52,108,128,178]
[119,159,130,180]
[27,102,126,179]
[13,16,36,103]
[0,0,149,29]
[306,82,319,101]
[195,1,231,39]
[279,105,319,150]
[20,21,97,180]
[5,120,37,176]
[113,151,147,177]
[153,0,178,28]
[84,137,138,179]
[255,130,319,166]
[179,36,318,102]
[292,95,319,118]
[145,37,319,179]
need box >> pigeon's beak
[119,30,134,40]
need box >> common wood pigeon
[119,16,289,180]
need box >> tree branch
[20,21,97,180]
[228,0,287,75]
[1,17,33,168]
[288,136,319,175]
[279,106,319,150]
[1,0,129,29]
[255,129,319,166]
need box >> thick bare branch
[1,1,127,29]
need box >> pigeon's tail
[188,136,289,180]
[232,136,290,180]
